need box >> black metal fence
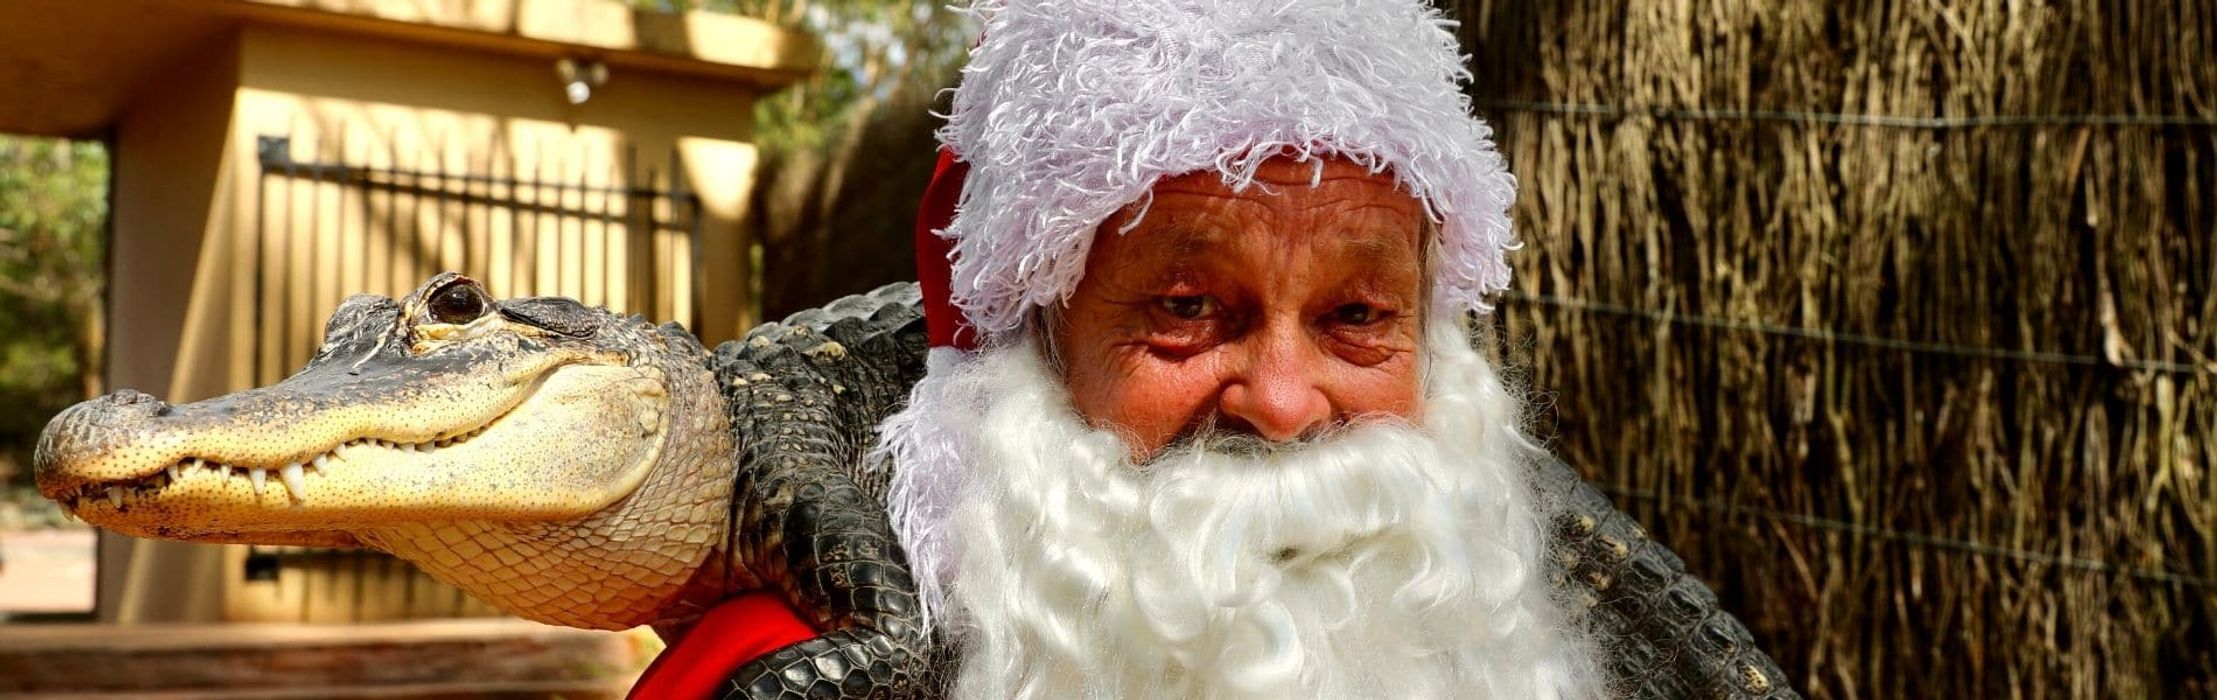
[252,134,703,384]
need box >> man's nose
[1217,325,1334,443]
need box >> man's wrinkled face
[916,160,1592,699]
[1052,157,1429,459]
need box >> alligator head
[34,273,737,629]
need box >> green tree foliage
[633,0,974,315]
[631,0,973,153]
[0,135,107,490]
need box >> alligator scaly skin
[1534,453,1801,699]
[710,284,933,699]
[711,283,1799,699]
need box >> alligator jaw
[48,426,491,515]
[32,272,676,542]
[38,363,671,542]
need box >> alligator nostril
[103,389,166,407]
[94,390,177,416]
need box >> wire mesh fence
[1454,2,2217,697]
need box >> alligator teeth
[310,454,329,472]
[333,442,350,457]
[249,467,267,495]
[280,463,307,505]
[166,464,182,482]
[107,486,123,508]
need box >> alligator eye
[429,284,488,324]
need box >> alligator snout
[34,380,366,499]
[34,390,178,494]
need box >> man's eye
[1333,303,1379,325]
[1161,295,1217,320]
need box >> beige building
[0,0,813,625]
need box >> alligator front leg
[720,454,925,698]
[711,312,932,699]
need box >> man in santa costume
[640,0,1602,697]
[883,0,1601,696]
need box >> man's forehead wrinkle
[1304,201,1424,232]
[1134,190,1418,236]
[1147,176,1409,204]
[1143,186,1280,213]
[1248,170,1406,189]
[1102,224,1418,299]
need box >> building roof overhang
[0,0,819,138]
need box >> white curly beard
[881,323,1599,699]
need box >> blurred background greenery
[0,137,106,501]
[631,0,969,154]
[637,0,974,319]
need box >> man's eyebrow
[1147,229,1217,285]
[1157,226,1222,259]
[1335,224,1424,266]
[1340,233,1403,262]
[1099,225,1218,284]
[1117,226,1216,268]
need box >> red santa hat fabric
[915,149,977,352]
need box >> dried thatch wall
[1453,2,2216,698]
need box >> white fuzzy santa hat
[931,0,1518,341]
[888,0,1520,631]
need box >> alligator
[36,273,1800,699]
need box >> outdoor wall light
[557,58,609,105]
